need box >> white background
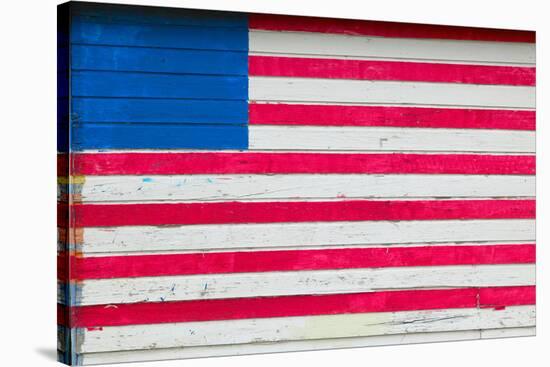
[0,0,545,366]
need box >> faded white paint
[68,264,534,305]
[250,31,536,65]
[250,77,535,108]
[249,126,535,153]
[66,174,535,202]
[78,327,535,365]
[81,219,535,254]
[77,306,535,353]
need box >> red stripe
[57,305,69,327]
[60,286,535,327]
[479,286,536,308]
[57,202,69,229]
[61,244,535,280]
[72,153,535,175]
[249,56,536,86]
[249,14,535,43]
[250,103,536,130]
[57,153,69,177]
[73,199,534,227]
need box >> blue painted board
[72,3,247,28]
[72,124,248,150]
[57,47,69,71]
[72,71,247,99]
[68,3,249,151]
[71,20,248,51]
[58,71,69,98]
[73,98,247,124]
[72,45,247,75]
[58,121,69,153]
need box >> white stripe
[249,30,536,65]
[77,306,535,353]
[80,219,535,254]
[249,77,535,108]
[481,326,536,338]
[65,174,536,202]
[249,126,535,153]
[79,327,535,365]
[69,264,534,305]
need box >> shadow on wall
[35,347,57,361]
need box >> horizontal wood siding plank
[60,244,536,280]
[73,3,248,28]
[72,45,248,75]
[65,174,535,202]
[71,152,536,175]
[78,327,536,365]
[480,326,536,339]
[72,98,247,124]
[71,19,248,51]
[249,104,536,130]
[72,124,248,150]
[73,199,535,227]
[249,56,535,86]
[62,286,535,327]
[72,71,247,99]
[249,31,535,64]
[81,219,535,253]
[250,77,535,108]
[66,265,535,305]
[249,126,535,153]
[76,306,535,352]
[249,14,535,43]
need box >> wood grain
[249,14,535,43]
[72,199,535,227]
[77,306,535,352]
[81,219,535,254]
[249,103,536,130]
[250,77,535,108]
[249,56,536,85]
[71,152,536,175]
[78,327,536,365]
[66,265,535,305]
[249,126,535,153]
[62,174,535,202]
[250,30,535,64]
[60,244,535,279]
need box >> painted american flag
[57,2,535,365]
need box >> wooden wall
[69,3,249,150]
[58,2,535,365]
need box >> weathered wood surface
[249,30,535,64]
[80,219,535,254]
[77,306,535,353]
[69,199,535,227]
[249,14,536,43]
[248,126,535,152]
[59,244,535,280]
[60,174,535,202]
[249,104,536,130]
[78,327,536,365]
[63,264,534,305]
[250,77,535,108]
[58,3,536,365]
[249,55,536,85]
[69,152,536,175]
